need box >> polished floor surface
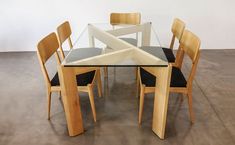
[0,50,235,145]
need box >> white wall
[0,0,235,52]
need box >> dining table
[57,22,172,139]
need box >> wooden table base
[58,65,84,136]
[58,65,171,139]
[143,65,172,139]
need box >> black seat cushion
[170,67,187,87]
[140,67,187,87]
[162,48,175,63]
[51,70,96,86]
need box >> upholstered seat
[51,70,96,86]
[140,67,187,87]
[162,48,176,63]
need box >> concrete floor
[0,50,235,145]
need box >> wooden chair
[37,32,102,122]
[138,30,200,124]
[104,13,141,77]
[110,12,141,46]
[57,21,102,96]
[110,13,141,26]
[162,18,185,63]
[56,21,73,60]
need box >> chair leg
[104,67,108,77]
[97,70,102,97]
[88,85,97,122]
[138,85,145,124]
[187,92,195,123]
[58,91,61,100]
[47,91,52,120]
[177,93,184,102]
[136,68,140,97]
[135,67,138,80]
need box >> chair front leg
[88,84,97,122]
[135,67,138,80]
[58,91,61,100]
[96,69,102,97]
[103,67,108,77]
[138,85,145,124]
[136,67,140,97]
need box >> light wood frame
[138,30,201,125]
[37,32,102,123]
[169,18,186,66]
[110,13,141,26]
[56,21,73,60]
[170,18,186,50]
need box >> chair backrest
[110,13,141,25]
[180,30,200,63]
[179,30,201,88]
[170,18,186,49]
[37,32,61,86]
[57,21,73,59]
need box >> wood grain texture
[57,66,84,136]
[141,66,172,139]
[57,21,73,59]
[110,13,141,25]
[180,30,201,62]
[37,32,62,119]
[57,21,73,47]
[171,18,186,41]
[37,33,60,63]
[170,18,185,63]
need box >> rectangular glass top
[62,23,168,67]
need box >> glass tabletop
[62,22,168,67]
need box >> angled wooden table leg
[57,65,84,136]
[152,65,172,139]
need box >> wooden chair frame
[37,32,102,122]
[167,18,186,67]
[110,13,141,47]
[110,13,141,26]
[138,30,201,124]
[136,18,186,90]
[169,18,186,50]
[57,21,73,60]
[57,21,103,79]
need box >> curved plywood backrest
[171,18,186,41]
[37,32,59,63]
[180,30,201,62]
[110,13,141,25]
[57,21,72,45]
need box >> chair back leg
[88,84,97,122]
[47,90,52,120]
[96,70,102,97]
[187,92,195,123]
